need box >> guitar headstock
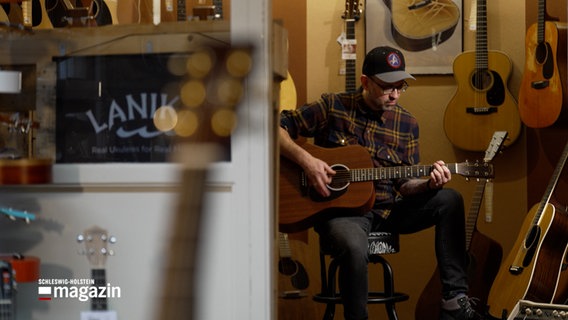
[483,131,508,163]
[456,161,494,180]
[78,226,116,269]
[343,0,361,21]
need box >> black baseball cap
[362,46,415,83]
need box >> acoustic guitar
[443,0,521,152]
[486,140,568,319]
[517,0,562,128]
[415,131,507,320]
[45,0,112,27]
[278,141,494,233]
[382,0,460,52]
[278,232,309,298]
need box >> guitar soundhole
[308,164,349,203]
[278,257,298,276]
[542,42,554,79]
[328,164,350,191]
[522,225,541,267]
[471,70,493,92]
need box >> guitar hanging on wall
[277,232,309,299]
[517,0,562,128]
[415,131,507,319]
[339,0,361,92]
[443,0,521,152]
[382,0,460,52]
[486,140,568,319]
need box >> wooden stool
[313,232,409,320]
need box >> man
[279,46,478,320]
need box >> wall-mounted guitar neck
[341,0,361,92]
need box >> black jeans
[315,188,468,320]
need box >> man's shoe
[440,296,480,320]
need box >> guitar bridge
[531,80,549,89]
[509,265,523,275]
[466,107,497,115]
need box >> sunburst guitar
[443,0,520,152]
[382,0,460,52]
[517,0,563,128]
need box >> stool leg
[376,256,400,320]
[322,259,340,320]
[323,303,335,320]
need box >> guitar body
[279,143,375,233]
[5,3,23,25]
[518,21,562,128]
[92,0,113,25]
[487,203,568,319]
[34,0,53,28]
[416,230,502,319]
[0,4,7,22]
[279,142,492,232]
[116,0,152,24]
[383,0,459,52]
[103,0,117,24]
[444,51,521,152]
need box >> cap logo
[386,52,402,69]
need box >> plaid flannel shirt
[280,88,420,219]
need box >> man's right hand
[302,156,336,197]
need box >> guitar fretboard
[349,163,469,181]
[345,19,356,92]
[278,233,292,258]
[536,0,545,43]
[91,269,107,311]
[475,0,488,71]
[212,0,223,19]
[532,140,568,225]
[465,181,487,249]
[177,0,186,21]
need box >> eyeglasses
[368,77,409,95]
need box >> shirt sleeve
[279,93,333,139]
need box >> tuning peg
[77,234,85,243]
[109,236,117,244]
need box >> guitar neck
[177,0,186,21]
[348,163,483,181]
[212,0,222,19]
[465,181,487,249]
[278,233,293,259]
[475,0,489,70]
[91,268,107,311]
[536,0,545,43]
[345,19,356,92]
[531,140,568,225]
